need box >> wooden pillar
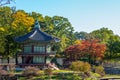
[22,56,24,64]
[15,53,18,65]
[31,45,33,64]
[45,44,47,64]
[22,44,24,64]
[22,44,24,53]
[32,45,34,53]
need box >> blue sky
[9,0,120,35]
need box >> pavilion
[14,20,60,68]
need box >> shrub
[0,66,8,76]
[70,61,91,72]
[8,72,15,77]
[44,68,53,79]
[44,68,53,75]
[22,66,39,79]
[72,74,82,80]
[94,65,105,77]
[93,73,101,78]
[85,78,98,80]
[84,72,91,78]
[0,66,9,80]
[8,64,15,72]
[57,73,82,80]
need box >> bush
[70,61,91,72]
[72,74,82,80]
[55,73,82,80]
[0,66,8,76]
[8,72,15,77]
[85,78,97,80]
[93,73,101,78]
[83,72,91,78]
[44,68,52,75]
[0,66,9,80]
[8,64,15,72]
[44,68,53,79]
[22,66,39,79]
[94,65,105,77]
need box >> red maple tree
[65,39,106,61]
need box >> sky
[8,0,120,35]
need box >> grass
[14,71,22,74]
[53,70,74,73]
[38,69,74,74]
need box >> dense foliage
[65,39,106,61]
[70,61,91,72]
[93,65,105,76]
[0,6,120,61]
[75,28,120,60]
[0,6,75,59]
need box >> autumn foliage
[65,39,106,61]
[12,11,34,30]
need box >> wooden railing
[17,51,56,56]
[18,51,56,55]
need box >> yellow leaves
[49,24,54,30]
[11,22,17,29]
[74,40,81,45]
[24,17,34,26]
[12,11,26,19]
[0,27,5,31]
[12,11,34,31]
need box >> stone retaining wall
[104,67,120,74]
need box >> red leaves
[83,40,106,58]
[65,44,83,60]
[65,39,106,60]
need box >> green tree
[0,7,20,63]
[30,12,44,22]
[51,16,75,54]
[74,31,89,40]
[37,15,75,55]
[0,6,15,56]
[0,7,34,62]
[0,6,15,27]
[43,16,54,34]
[105,35,120,59]
[0,6,75,60]
[90,27,114,43]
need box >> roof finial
[34,18,40,29]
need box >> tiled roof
[14,20,60,43]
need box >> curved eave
[14,29,60,43]
[53,37,60,42]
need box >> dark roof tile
[14,20,60,43]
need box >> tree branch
[0,0,14,6]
